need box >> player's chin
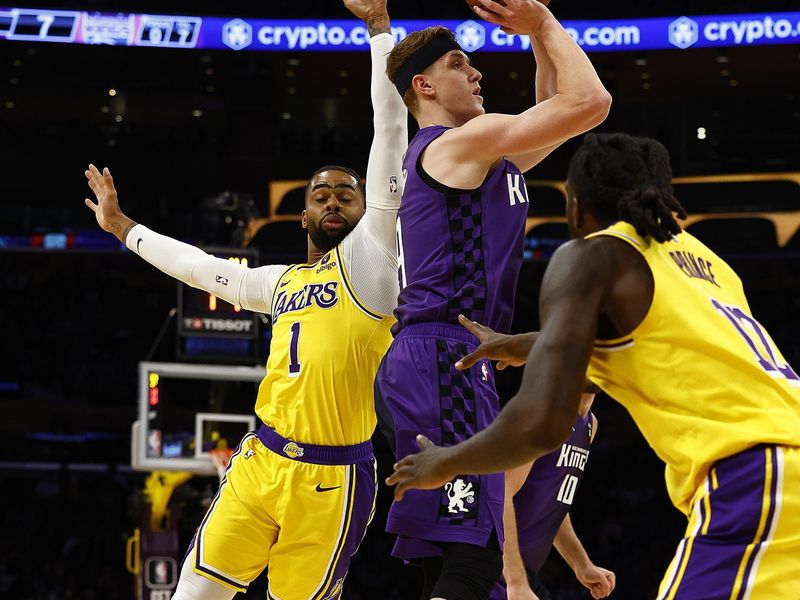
[310,226,352,252]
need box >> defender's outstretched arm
[84,164,285,314]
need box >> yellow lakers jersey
[585,221,800,515]
[255,246,395,446]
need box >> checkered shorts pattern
[445,191,488,323]
[436,339,480,525]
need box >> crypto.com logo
[456,20,486,52]
[223,18,252,50]
[668,16,699,49]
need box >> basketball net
[209,447,234,482]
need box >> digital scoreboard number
[4,9,79,42]
[0,9,201,48]
[136,14,201,48]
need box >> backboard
[132,361,263,475]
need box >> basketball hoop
[209,448,234,482]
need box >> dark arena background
[1,0,799,598]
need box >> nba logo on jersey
[389,175,398,193]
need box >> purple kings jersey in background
[394,126,528,334]
[514,411,593,573]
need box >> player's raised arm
[338,0,407,315]
[84,164,286,314]
[506,0,566,173]
[344,0,406,215]
[432,0,610,177]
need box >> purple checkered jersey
[514,412,593,573]
[394,126,528,334]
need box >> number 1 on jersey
[289,321,301,377]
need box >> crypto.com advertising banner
[1,7,799,53]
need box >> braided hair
[567,133,687,243]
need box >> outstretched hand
[576,563,616,599]
[84,164,135,242]
[455,314,531,371]
[343,0,390,35]
[385,435,454,501]
[471,0,552,36]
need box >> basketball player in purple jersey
[389,132,800,600]
[375,1,611,598]
[493,397,614,600]
[457,324,615,600]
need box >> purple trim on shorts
[194,561,247,591]
[312,464,356,600]
[257,424,373,465]
[394,321,479,345]
[666,445,779,600]
[734,447,780,600]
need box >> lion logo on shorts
[282,442,305,459]
[445,478,475,514]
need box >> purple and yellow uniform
[375,125,528,558]
[587,221,800,600]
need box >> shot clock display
[176,247,260,363]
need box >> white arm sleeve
[339,32,407,316]
[125,224,287,314]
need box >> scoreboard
[176,247,261,363]
[0,8,201,48]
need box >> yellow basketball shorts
[184,426,377,600]
[658,444,800,600]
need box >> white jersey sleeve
[125,224,287,314]
[338,32,407,316]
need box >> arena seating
[254,174,800,256]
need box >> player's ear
[412,74,434,100]
[301,209,308,230]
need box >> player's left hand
[576,563,616,599]
[455,314,532,371]
[471,0,552,37]
[343,0,387,22]
[385,435,454,501]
